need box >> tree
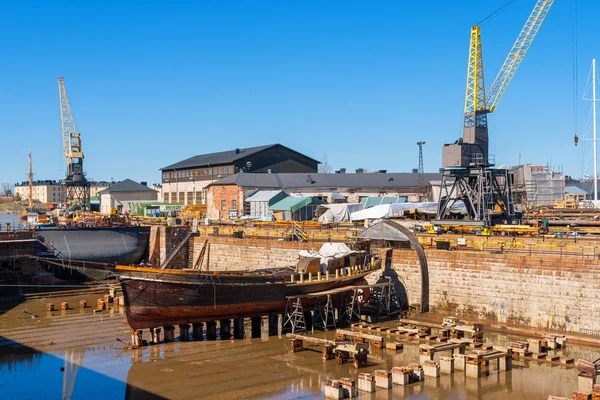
[319,154,333,173]
[1,183,12,197]
[13,193,21,202]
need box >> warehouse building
[205,171,440,219]
[99,179,158,214]
[160,144,319,205]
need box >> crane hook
[574,133,579,146]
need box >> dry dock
[1,290,598,399]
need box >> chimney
[412,168,418,174]
[356,168,364,174]
[378,169,387,173]
[141,181,147,186]
[235,148,240,154]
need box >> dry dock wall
[189,236,314,270]
[190,235,600,335]
[391,249,600,335]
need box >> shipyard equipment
[436,0,554,226]
[58,77,90,209]
[417,141,427,201]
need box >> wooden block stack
[358,373,376,392]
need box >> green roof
[269,196,326,213]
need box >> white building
[14,180,66,204]
[99,179,158,214]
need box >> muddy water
[0,294,596,400]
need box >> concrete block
[528,338,542,354]
[179,324,190,341]
[423,360,440,378]
[386,342,403,350]
[150,327,161,343]
[408,364,424,382]
[392,367,410,385]
[454,354,466,371]
[374,370,392,389]
[79,300,87,309]
[579,376,597,395]
[466,362,481,378]
[440,357,454,374]
[163,325,175,343]
[357,373,375,392]
[339,377,356,398]
[324,380,343,399]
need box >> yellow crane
[437,0,554,226]
[58,77,90,209]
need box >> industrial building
[14,181,66,204]
[205,171,440,219]
[99,179,158,214]
[160,144,319,205]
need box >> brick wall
[206,185,244,219]
[391,248,600,334]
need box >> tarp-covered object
[318,203,365,223]
[350,202,438,221]
[270,196,326,213]
[298,242,355,273]
[359,220,410,242]
[360,196,407,208]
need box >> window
[221,200,227,210]
[164,193,170,202]
[163,173,168,180]
[231,199,237,210]
[179,192,184,202]
[187,192,193,204]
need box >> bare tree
[1,183,12,197]
[319,154,333,173]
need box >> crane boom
[486,0,554,112]
[58,77,89,209]
[58,77,84,170]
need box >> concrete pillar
[179,324,190,341]
[47,303,54,311]
[163,325,175,343]
[61,302,69,310]
[409,364,424,382]
[499,355,512,371]
[308,272,312,282]
[374,370,392,389]
[268,313,278,336]
[440,357,454,374]
[466,362,481,378]
[220,320,231,339]
[234,317,245,339]
[251,317,262,338]
[206,321,217,340]
[420,353,434,364]
[104,294,113,304]
[358,373,376,392]
[392,367,410,385]
[454,354,466,371]
[423,360,440,378]
[150,327,162,344]
[192,323,204,340]
[131,329,143,348]
[339,378,356,398]
[79,300,87,309]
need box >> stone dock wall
[188,235,600,335]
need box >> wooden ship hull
[116,265,372,330]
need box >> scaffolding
[511,164,565,209]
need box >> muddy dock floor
[0,292,596,399]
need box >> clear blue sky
[0,0,598,186]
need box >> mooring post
[251,317,262,338]
[234,317,245,339]
[192,323,204,340]
[206,321,217,340]
[163,325,175,343]
[179,324,190,341]
[220,320,231,339]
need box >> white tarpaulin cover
[350,202,438,221]
[298,242,355,273]
[318,203,365,223]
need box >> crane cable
[477,0,517,26]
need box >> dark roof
[160,143,319,171]
[98,179,157,194]
[207,172,441,190]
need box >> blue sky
[0,0,598,186]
